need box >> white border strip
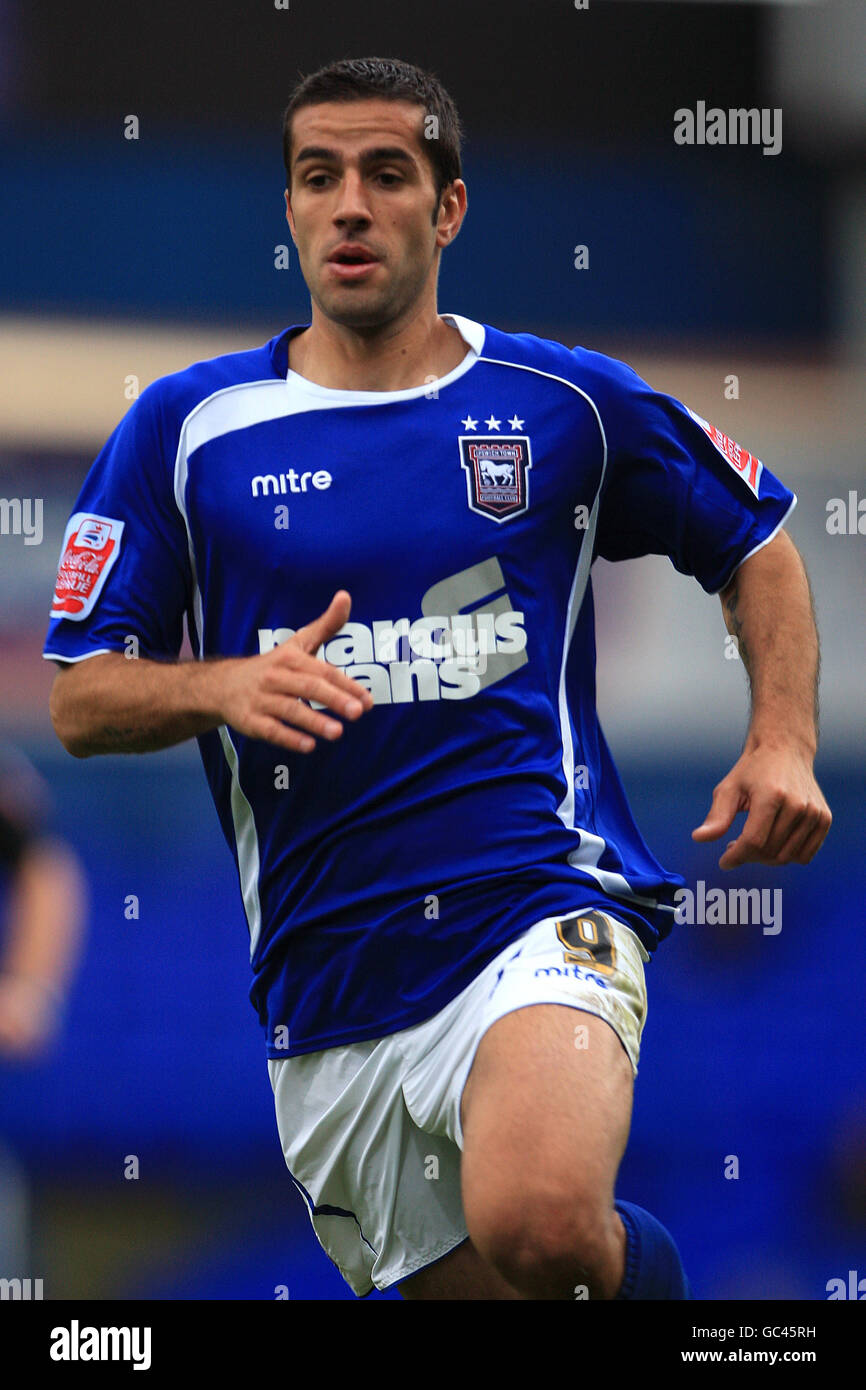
[709,493,798,594]
[479,354,655,907]
[42,646,117,664]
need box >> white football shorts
[267,908,650,1296]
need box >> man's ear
[435,178,467,247]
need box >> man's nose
[332,170,372,225]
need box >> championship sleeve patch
[50,513,125,621]
[686,407,763,498]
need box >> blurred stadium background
[1,0,864,1300]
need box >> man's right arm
[49,590,374,758]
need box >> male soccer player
[44,57,831,1300]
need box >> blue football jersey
[43,315,796,1056]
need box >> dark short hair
[282,56,463,213]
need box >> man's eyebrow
[360,147,417,166]
[293,145,418,168]
[294,146,339,166]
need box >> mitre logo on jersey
[258,555,528,706]
[687,408,763,498]
[459,437,532,522]
[50,513,125,620]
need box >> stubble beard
[306,244,433,335]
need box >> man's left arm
[691,529,832,869]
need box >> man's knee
[465,1183,621,1299]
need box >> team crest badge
[459,437,532,523]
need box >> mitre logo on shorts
[687,408,763,498]
[50,512,125,620]
[459,437,532,521]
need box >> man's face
[285,98,464,330]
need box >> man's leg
[394,915,689,1301]
[460,1004,633,1300]
[399,1238,524,1300]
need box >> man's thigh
[460,1005,635,1247]
[401,1005,635,1300]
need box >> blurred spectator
[0,744,87,1276]
[0,745,86,1058]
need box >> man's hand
[220,589,374,753]
[0,973,62,1058]
[692,741,831,869]
[50,589,374,757]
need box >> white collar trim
[284,313,485,403]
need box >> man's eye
[306,174,330,188]
[377,172,402,186]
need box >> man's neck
[287,308,467,392]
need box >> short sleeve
[591,357,797,594]
[43,384,192,663]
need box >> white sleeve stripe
[41,647,119,664]
[709,493,798,595]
